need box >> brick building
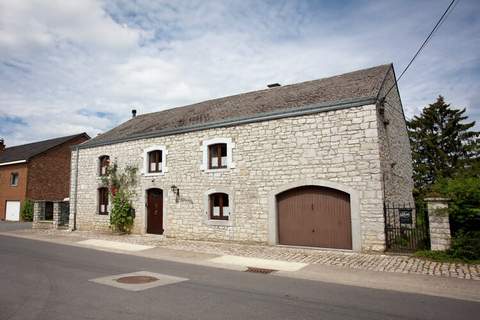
[70,64,414,252]
[0,133,90,221]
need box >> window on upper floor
[148,150,162,173]
[99,155,110,176]
[10,172,19,186]
[98,187,109,215]
[208,143,227,169]
[209,192,230,220]
[201,138,235,172]
[142,146,168,176]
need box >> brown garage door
[277,186,352,249]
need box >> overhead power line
[382,0,458,99]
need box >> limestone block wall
[71,104,388,251]
[426,198,452,251]
[376,67,415,206]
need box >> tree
[407,96,479,195]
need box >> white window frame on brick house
[203,188,234,226]
[10,172,19,186]
[142,146,168,177]
[200,138,235,172]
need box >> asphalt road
[0,235,479,320]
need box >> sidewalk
[4,228,479,281]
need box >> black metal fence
[384,202,430,252]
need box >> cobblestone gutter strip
[8,229,480,281]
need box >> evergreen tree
[407,96,479,194]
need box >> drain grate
[116,275,158,284]
[245,267,277,274]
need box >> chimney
[0,139,4,153]
[267,83,281,88]
[131,109,137,118]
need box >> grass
[414,250,480,264]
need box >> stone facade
[33,200,70,229]
[376,68,415,206]
[70,98,414,251]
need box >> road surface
[0,235,478,320]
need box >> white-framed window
[98,187,109,215]
[142,146,168,176]
[209,192,229,220]
[10,172,19,186]
[204,188,234,226]
[201,138,235,172]
[98,155,110,176]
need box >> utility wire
[382,0,457,99]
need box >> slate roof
[82,64,393,148]
[0,133,89,164]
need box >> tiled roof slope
[82,64,392,148]
[0,133,89,164]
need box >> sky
[0,0,479,146]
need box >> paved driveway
[0,221,32,232]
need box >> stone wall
[426,198,452,251]
[376,67,415,206]
[71,104,393,251]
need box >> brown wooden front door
[147,188,163,234]
[277,186,352,249]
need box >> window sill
[142,172,165,177]
[203,168,232,173]
[204,218,233,227]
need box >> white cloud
[0,0,478,146]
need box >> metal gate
[384,202,430,252]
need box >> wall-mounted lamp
[171,185,180,203]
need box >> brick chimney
[0,138,4,153]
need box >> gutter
[72,146,80,231]
[0,159,27,166]
[78,96,377,150]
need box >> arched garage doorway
[277,186,352,249]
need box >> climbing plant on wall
[101,161,138,233]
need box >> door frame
[144,188,167,235]
[268,179,361,251]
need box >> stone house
[70,64,414,251]
[0,133,90,221]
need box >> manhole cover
[245,267,276,274]
[116,276,158,284]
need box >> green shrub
[433,177,480,235]
[415,231,480,263]
[449,231,480,261]
[109,192,135,233]
[21,199,34,221]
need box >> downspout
[72,146,80,231]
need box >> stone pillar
[53,202,61,229]
[33,201,45,228]
[425,197,451,251]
